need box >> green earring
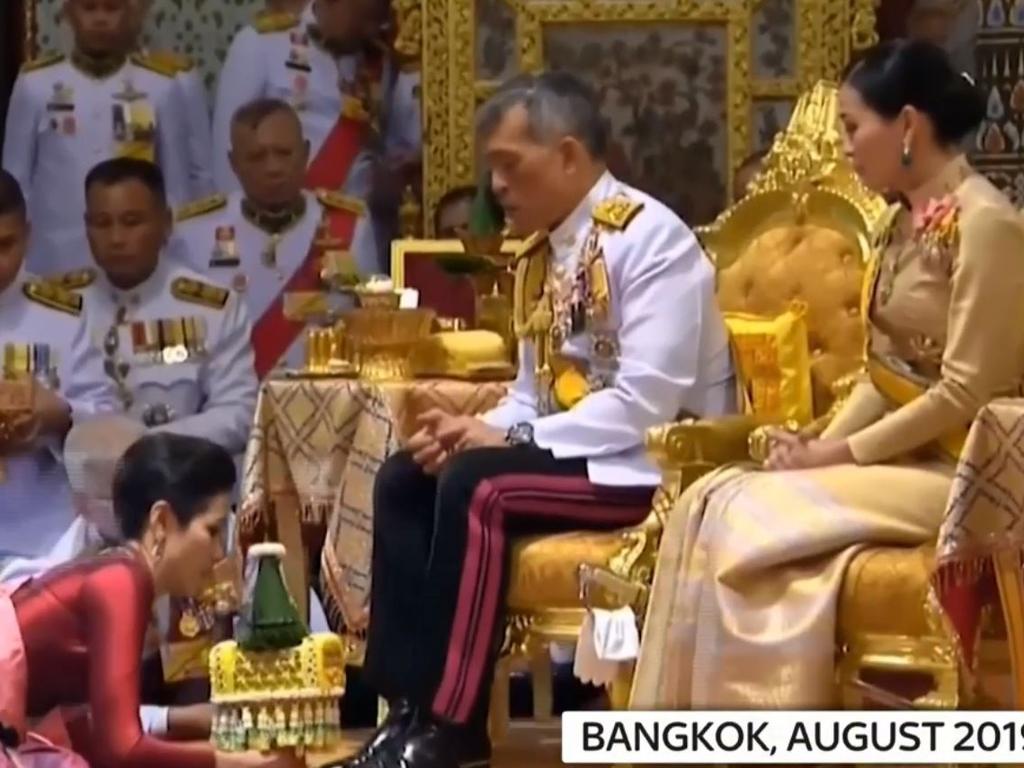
[900,143,912,167]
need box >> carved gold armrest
[645,413,768,472]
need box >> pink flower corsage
[913,194,960,269]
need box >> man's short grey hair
[476,72,609,159]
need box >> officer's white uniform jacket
[210,6,421,199]
[169,189,377,375]
[77,259,258,455]
[2,53,192,275]
[482,172,736,487]
[0,267,119,568]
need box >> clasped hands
[762,428,854,471]
[406,408,506,474]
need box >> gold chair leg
[530,648,554,721]
[489,656,511,745]
[607,662,634,710]
[994,550,1024,709]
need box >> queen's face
[838,83,906,195]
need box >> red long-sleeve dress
[11,549,216,768]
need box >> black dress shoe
[382,718,491,768]
[325,699,417,767]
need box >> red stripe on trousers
[250,205,357,379]
[431,475,652,722]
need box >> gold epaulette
[316,189,366,216]
[130,52,177,78]
[253,9,300,33]
[21,52,64,74]
[592,196,644,231]
[172,277,229,310]
[176,194,228,222]
[45,267,97,291]
[23,280,83,316]
[513,231,548,264]
[146,49,195,73]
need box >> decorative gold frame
[420,0,878,230]
[389,237,522,289]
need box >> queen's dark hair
[842,39,985,146]
[112,433,236,539]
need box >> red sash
[251,204,359,379]
[304,57,383,191]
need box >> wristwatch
[505,422,535,447]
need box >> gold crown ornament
[208,542,346,753]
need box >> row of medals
[213,226,285,294]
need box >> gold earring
[901,142,912,167]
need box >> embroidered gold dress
[630,156,1024,708]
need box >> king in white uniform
[2,48,191,275]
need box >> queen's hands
[764,429,854,471]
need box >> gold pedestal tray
[209,633,346,753]
[342,307,436,381]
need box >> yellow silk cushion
[724,302,814,425]
[838,546,934,639]
[507,531,626,610]
[716,224,865,415]
[413,330,509,377]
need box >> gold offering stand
[446,231,516,360]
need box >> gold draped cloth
[239,378,505,631]
[630,459,954,708]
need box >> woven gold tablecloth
[932,398,1024,668]
[239,377,506,629]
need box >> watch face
[508,422,534,446]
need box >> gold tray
[417,363,515,381]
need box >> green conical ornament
[237,542,308,652]
[440,173,506,275]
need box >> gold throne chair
[578,80,970,710]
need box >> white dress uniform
[74,258,258,456]
[139,48,215,197]
[169,188,376,377]
[211,7,421,205]
[0,268,119,572]
[482,171,737,487]
[1,52,192,276]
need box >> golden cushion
[838,545,935,640]
[507,530,627,611]
[724,302,813,425]
[717,224,865,415]
[413,330,509,377]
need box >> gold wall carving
[420,0,877,231]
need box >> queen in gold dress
[631,40,1024,709]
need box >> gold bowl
[342,307,436,380]
[353,288,402,310]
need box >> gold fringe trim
[211,696,342,752]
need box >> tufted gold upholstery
[717,224,865,413]
[507,532,629,610]
[838,546,934,639]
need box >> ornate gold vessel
[342,307,436,380]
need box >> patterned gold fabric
[239,378,505,630]
[932,399,1024,662]
[507,531,626,611]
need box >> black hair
[112,433,237,540]
[232,97,301,132]
[476,71,609,160]
[433,185,477,232]
[0,169,27,220]
[842,39,985,146]
[84,157,167,205]
[738,148,770,172]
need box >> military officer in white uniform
[211,0,420,269]
[172,98,377,378]
[127,0,215,197]
[0,170,120,578]
[71,158,257,457]
[1,0,192,276]
[335,73,735,768]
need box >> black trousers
[362,446,654,727]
